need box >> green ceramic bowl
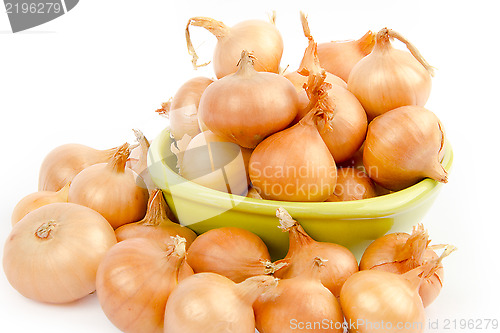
[148,128,453,261]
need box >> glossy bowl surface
[148,128,453,260]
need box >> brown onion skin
[363,106,447,191]
[169,77,214,140]
[3,203,117,304]
[340,270,425,333]
[317,31,375,82]
[249,114,337,202]
[114,190,197,248]
[347,31,432,120]
[11,182,70,226]
[326,167,376,202]
[198,51,299,149]
[186,227,272,283]
[274,209,358,297]
[164,273,276,333]
[315,85,368,163]
[254,260,344,333]
[38,143,119,191]
[96,238,191,333]
[212,20,283,79]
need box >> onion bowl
[148,128,453,260]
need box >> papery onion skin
[3,202,117,303]
[347,28,432,120]
[359,226,444,307]
[198,50,299,149]
[11,182,70,226]
[186,227,275,283]
[326,167,376,202]
[164,273,276,333]
[179,130,251,195]
[249,112,337,202]
[68,144,149,229]
[96,237,191,333]
[363,106,447,191]
[114,189,197,248]
[38,143,120,191]
[186,17,283,79]
[254,258,344,333]
[317,31,375,82]
[168,77,214,140]
[340,270,425,333]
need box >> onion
[38,143,122,191]
[178,130,251,195]
[96,236,191,333]
[347,27,434,120]
[126,129,155,190]
[249,74,337,202]
[68,143,149,229]
[360,224,450,307]
[254,257,344,333]
[341,246,456,332]
[186,227,285,283]
[246,186,263,199]
[340,270,425,333]
[198,50,299,148]
[274,208,358,297]
[115,189,197,248]
[3,202,117,303]
[326,167,376,202]
[164,273,277,333]
[317,30,375,82]
[11,182,70,225]
[315,84,367,163]
[185,15,283,79]
[363,105,448,191]
[156,77,214,140]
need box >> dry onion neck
[395,224,430,268]
[107,143,131,173]
[236,275,279,304]
[403,244,457,289]
[139,189,170,226]
[276,207,314,247]
[297,12,323,77]
[261,259,288,275]
[35,221,57,239]
[377,27,435,77]
[185,17,228,69]
[236,50,258,77]
[167,235,187,258]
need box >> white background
[1,0,499,332]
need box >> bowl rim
[148,128,453,219]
